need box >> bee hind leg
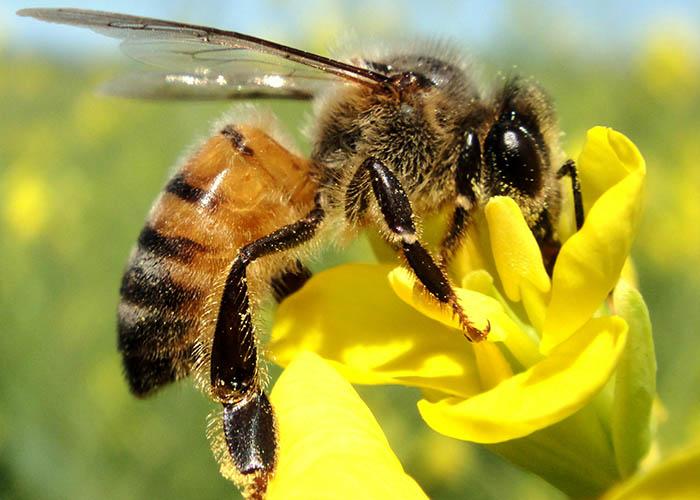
[360,157,488,342]
[209,201,324,494]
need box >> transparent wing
[17,8,390,100]
[104,39,341,100]
[100,71,322,100]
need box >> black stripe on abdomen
[117,299,196,355]
[117,300,198,396]
[117,249,203,396]
[137,225,206,263]
[165,173,207,203]
[119,260,202,312]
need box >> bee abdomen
[118,300,198,396]
[117,234,208,396]
[164,173,208,204]
[121,345,197,397]
[116,124,316,400]
[137,225,207,263]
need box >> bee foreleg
[440,130,481,263]
[557,159,584,230]
[361,157,487,342]
[208,201,324,489]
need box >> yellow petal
[461,270,543,369]
[270,264,482,398]
[388,266,511,342]
[417,316,628,443]
[268,352,428,500]
[473,342,513,390]
[542,129,645,352]
[485,196,551,302]
[577,126,645,213]
[451,220,492,281]
[604,445,700,500]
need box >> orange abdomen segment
[117,124,316,396]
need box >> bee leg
[270,260,313,303]
[209,202,324,493]
[539,160,584,274]
[534,211,560,276]
[362,157,488,342]
[557,159,584,230]
[440,130,481,263]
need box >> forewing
[100,72,321,100]
[17,7,389,100]
[101,40,339,100]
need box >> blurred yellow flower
[641,133,700,268]
[266,352,427,500]
[638,25,700,101]
[2,168,50,240]
[269,128,655,497]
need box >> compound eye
[484,122,543,196]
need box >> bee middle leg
[440,130,481,264]
[360,157,487,342]
[209,201,324,491]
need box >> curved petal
[417,316,628,443]
[484,196,551,332]
[269,264,482,398]
[388,266,510,342]
[473,342,513,390]
[577,126,645,213]
[460,270,543,369]
[268,352,428,500]
[542,129,645,352]
[485,196,551,302]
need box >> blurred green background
[2,1,699,499]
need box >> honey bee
[19,8,584,499]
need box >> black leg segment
[210,203,324,400]
[210,258,256,399]
[222,390,276,475]
[538,160,585,275]
[557,159,584,230]
[361,157,488,342]
[270,260,312,303]
[440,130,481,262]
[208,202,324,493]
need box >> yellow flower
[637,24,700,102]
[2,166,50,241]
[266,352,427,500]
[269,127,654,497]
